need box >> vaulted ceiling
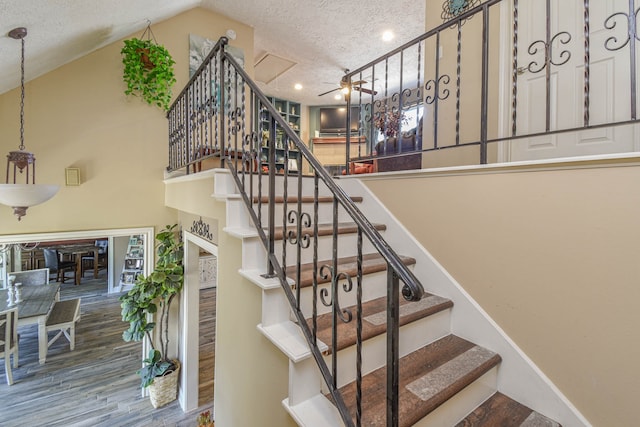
[0,0,425,106]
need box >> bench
[46,298,81,350]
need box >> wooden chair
[0,307,19,385]
[81,240,108,278]
[43,248,76,283]
[8,268,50,286]
[46,298,81,351]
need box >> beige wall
[0,7,253,235]
[361,158,640,427]
[166,173,297,427]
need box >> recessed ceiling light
[382,30,394,42]
[334,94,342,100]
[294,83,303,90]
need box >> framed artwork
[65,168,81,186]
[125,258,144,269]
[128,246,143,259]
[121,272,136,284]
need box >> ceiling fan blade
[353,87,378,95]
[350,80,367,86]
[317,87,340,97]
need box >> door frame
[179,229,218,412]
[0,227,154,293]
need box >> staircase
[213,169,585,426]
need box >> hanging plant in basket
[121,24,176,111]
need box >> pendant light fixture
[0,27,59,221]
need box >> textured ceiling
[0,0,425,106]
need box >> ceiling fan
[318,75,378,97]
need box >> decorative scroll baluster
[524,0,572,131]
[295,161,305,310]
[331,198,339,388]
[604,0,639,119]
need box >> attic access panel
[254,53,296,84]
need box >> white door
[504,0,640,161]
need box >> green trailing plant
[121,37,176,111]
[120,224,184,388]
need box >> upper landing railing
[166,38,424,426]
[341,0,640,170]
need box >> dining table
[0,282,61,364]
[47,244,100,285]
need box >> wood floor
[0,272,216,427]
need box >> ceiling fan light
[341,87,350,94]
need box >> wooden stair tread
[271,222,386,240]
[288,253,417,289]
[252,195,363,203]
[309,293,453,354]
[335,335,502,427]
[455,392,562,427]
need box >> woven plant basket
[148,360,180,409]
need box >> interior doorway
[198,248,217,405]
[180,230,218,412]
[0,227,154,294]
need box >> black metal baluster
[214,50,220,155]
[584,0,590,127]
[456,20,462,146]
[219,48,226,168]
[187,85,193,173]
[355,228,363,427]
[312,173,319,343]
[331,197,339,389]
[545,0,552,131]
[295,155,303,310]
[512,0,519,136]
[480,4,490,164]
[282,136,289,288]
[630,0,638,120]
[264,116,276,278]
[434,31,441,149]
[386,269,400,427]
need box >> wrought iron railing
[341,0,640,172]
[167,38,424,426]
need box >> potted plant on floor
[120,224,184,408]
[121,31,176,111]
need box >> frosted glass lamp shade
[0,184,59,220]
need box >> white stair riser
[319,310,452,391]
[273,232,380,266]
[296,269,399,319]
[226,197,252,230]
[261,287,294,327]
[241,237,268,272]
[413,368,498,427]
[288,357,324,407]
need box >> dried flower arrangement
[373,108,408,137]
